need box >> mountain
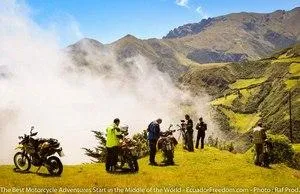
[180,43,300,148]
[67,8,300,79]
[66,36,190,80]
[66,9,300,147]
[164,7,300,63]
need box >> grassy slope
[218,107,260,133]
[1,147,300,192]
[211,94,237,107]
[229,78,267,89]
[181,44,300,143]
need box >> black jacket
[196,121,207,135]
[147,121,161,141]
[186,119,193,133]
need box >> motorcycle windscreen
[58,150,65,157]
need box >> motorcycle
[115,127,139,172]
[157,124,178,165]
[177,121,188,150]
[14,126,64,176]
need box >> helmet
[120,125,128,131]
[120,125,129,135]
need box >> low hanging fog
[0,0,217,164]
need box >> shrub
[289,152,300,170]
[83,130,149,163]
[267,134,295,164]
[132,130,149,158]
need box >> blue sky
[26,0,300,46]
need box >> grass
[294,144,300,153]
[285,79,300,90]
[239,87,260,104]
[289,63,300,76]
[0,147,300,194]
[219,107,260,133]
[229,77,267,89]
[211,94,238,107]
[271,57,300,64]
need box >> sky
[25,0,300,47]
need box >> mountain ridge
[68,7,300,68]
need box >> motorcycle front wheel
[116,155,125,169]
[46,156,63,176]
[14,152,31,171]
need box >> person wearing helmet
[147,118,162,166]
[105,118,122,172]
[251,121,267,166]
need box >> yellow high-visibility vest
[106,123,121,148]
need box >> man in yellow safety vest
[105,118,122,172]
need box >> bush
[83,130,149,163]
[267,134,295,164]
[132,130,149,158]
[289,152,300,170]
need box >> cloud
[175,0,189,7]
[196,6,208,19]
[0,0,218,164]
[47,12,84,47]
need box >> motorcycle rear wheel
[128,157,139,172]
[46,156,63,176]
[14,152,31,171]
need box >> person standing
[147,118,162,166]
[185,115,194,152]
[195,117,207,149]
[105,118,122,172]
[252,121,267,166]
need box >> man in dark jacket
[185,115,194,152]
[195,117,207,149]
[147,118,162,166]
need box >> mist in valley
[0,0,218,164]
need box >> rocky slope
[164,7,300,63]
[67,8,300,80]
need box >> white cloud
[0,0,217,164]
[48,13,84,47]
[175,0,189,7]
[196,6,208,19]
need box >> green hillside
[1,147,300,193]
[181,44,300,146]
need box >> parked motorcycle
[115,126,139,172]
[177,121,188,150]
[14,126,64,176]
[157,124,178,165]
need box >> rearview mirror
[30,126,34,134]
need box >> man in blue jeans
[147,118,162,166]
